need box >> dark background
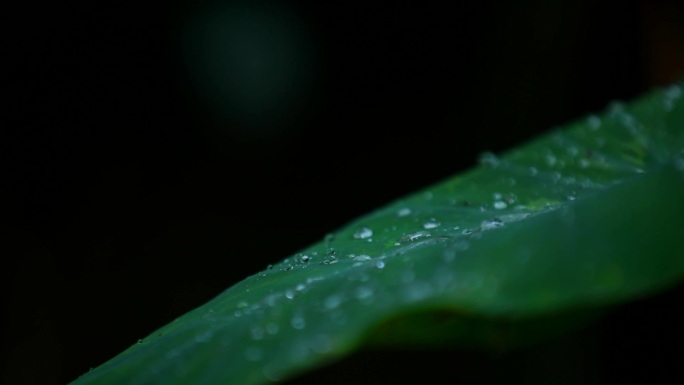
[2,1,684,384]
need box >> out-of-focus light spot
[182,2,318,140]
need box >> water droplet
[300,255,310,263]
[353,254,372,262]
[481,218,504,230]
[397,207,412,217]
[285,290,295,299]
[493,201,507,210]
[353,227,373,239]
[296,283,306,291]
[136,339,143,345]
[291,315,306,330]
[587,115,601,130]
[376,261,385,269]
[479,151,500,167]
[245,346,263,362]
[422,218,441,229]
[398,231,431,243]
[324,295,342,309]
[462,228,474,235]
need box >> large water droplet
[353,227,373,239]
[422,218,441,229]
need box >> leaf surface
[71,84,684,385]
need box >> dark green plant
[70,82,684,384]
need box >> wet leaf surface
[70,83,684,385]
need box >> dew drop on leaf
[422,218,441,229]
[481,218,504,230]
[397,207,412,217]
[353,227,373,239]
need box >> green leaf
[70,83,684,385]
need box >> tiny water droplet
[353,254,372,262]
[422,218,441,229]
[353,227,373,239]
[493,201,507,210]
[285,290,295,299]
[291,315,305,330]
[479,151,500,167]
[398,231,431,243]
[397,207,412,217]
[462,229,474,235]
[137,339,143,344]
[376,261,385,269]
[481,218,504,230]
[301,255,310,263]
[296,283,306,291]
